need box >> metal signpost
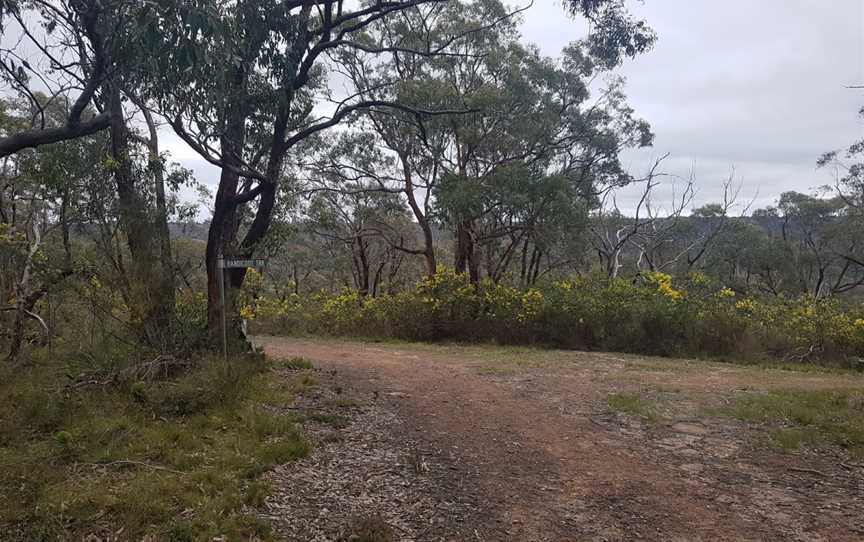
[217,256,267,361]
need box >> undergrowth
[0,350,309,541]
[276,356,314,370]
[721,389,864,458]
[607,392,661,422]
[247,267,864,367]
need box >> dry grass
[0,351,308,541]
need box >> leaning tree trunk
[204,147,242,343]
[204,101,282,345]
[109,84,174,348]
[401,156,437,277]
[140,106,175,338]
[7,217,42,361]
[6,206,72,361]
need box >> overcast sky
[164,0,864,215]
[522,0,864,212]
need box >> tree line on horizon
[0,0,861,361]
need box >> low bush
[245,267,864,366]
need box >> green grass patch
[607,392,661,421]
[721,389,864,457]
[289,372,319,394]
[0,351,308,541]
[276,356,314,370]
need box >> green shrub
[253,267,864,366]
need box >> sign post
[218,255,227,361]
[216,256,267,361]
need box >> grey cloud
[521,0,864,211]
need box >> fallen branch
[66,355,192,390]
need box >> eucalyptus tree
[563,0,655,69]
[333,0,532,279]
[818,105,864,290]
[128,0,653,339]
[819,106,864,209]
[298,131,421,294]
[773,191,864,297]
[306,185,412,297]
[588,157,666,279]
[132,0,473,339]
[0,0,136,156]
[429,43,652,283]
[473,168,591,284]
[0,0,190,348]
[0,96,107,359]
[695,198,864,298]
[697,215,787,295]
[339,0,653,284]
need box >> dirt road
[258,337,864,541]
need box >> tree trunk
[141,107,175,338]
[401,154,436,276]
[355,236,370,296]
[205,105,286,343]
[205,155,242,342]
[455,219,479,284]
[109,84,173,348]
[7,217,38,360]
[420,221,437,277]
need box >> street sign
[218,258,267,269]
[216,255,267,361]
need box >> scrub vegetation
[2,0,863,538]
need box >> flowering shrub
[176,290,207,329]
[319,288,365,334]
[646,272,685,301]
[249,267,864,366]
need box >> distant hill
[166,216,793,246]
[169,222,209,241]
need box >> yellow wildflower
[689,271,709,285]
[735,299,756,313]
[718,287,736,298]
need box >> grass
[721,389,864,457]
[276,355,314,370]
[607,392,661,421]
[0,350,309,541]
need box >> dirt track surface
[258,337,864,541]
